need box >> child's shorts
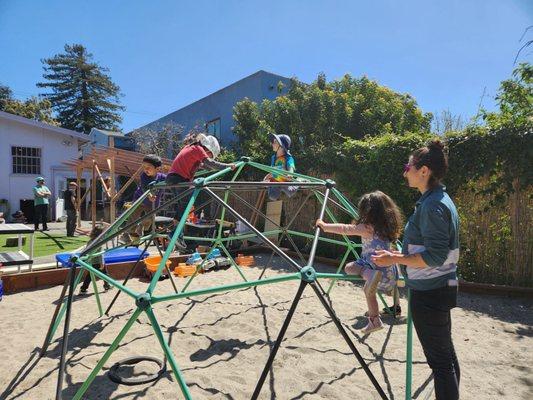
[268,185,298,201]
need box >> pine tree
[37,44,124,133]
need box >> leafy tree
[233,73,432,172]
[1,96,58,125]
[37,44,124,133]
[0,82,57,124]
[482,62,532,131]
[0,82,13,107]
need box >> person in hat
[165,133,237,248]
[123,154,166,245]
[33,177,51,231]
[63,181,78,236]
[264,133,298,200]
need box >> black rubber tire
[108,356,166,386]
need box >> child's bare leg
[366,293,380,317]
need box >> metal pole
[147,189,199,294]
[306,187,330,267]
[145,307,193,400]
[80,187,194,257]
[104,240,151,316]
[40,268,72,357]
[206,181,326,188]
[89,271,103,317]
[251,280,307,400]
[309,282,389,400]
[204,188,302,272]
[55,263,77,400]
[71,308,143,400]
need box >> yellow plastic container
[174,263,199,277]
[144,255,171,273]
[236,254,255,267]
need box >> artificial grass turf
[0,231,89,258]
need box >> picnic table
[0,224,35,273]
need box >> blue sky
[0,0,531,132]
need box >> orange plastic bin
[144,255,171,274]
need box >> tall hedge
[325,128,532,287]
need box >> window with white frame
[206,118,221,139]
[11,146,41,174]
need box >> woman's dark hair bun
[427,139,445,151]
[411,139,448,186]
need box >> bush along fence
[237,128,531,287]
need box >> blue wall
[137,70,292,146]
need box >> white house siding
[0,115,88,220]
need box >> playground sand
[1,254,532,400]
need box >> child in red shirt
[166,133,235,223]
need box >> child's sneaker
[79,287,88,295]
[365,304,402,317]
[103,282,112,291]
[381,304,402,317]
[364,270,382,297]
[361,316,384,334]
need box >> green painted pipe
[153,272,301,304]
[89,271,103,317]
[145,307,193,399]
[286,229,361,247]
[248,161,326,183]
[72,308,143,400]
[76,259,139,299]
[147,189,199,294]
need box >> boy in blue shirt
[264,133,298,200]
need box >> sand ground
[1,254,532,399]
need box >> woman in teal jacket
[372,140,460,400]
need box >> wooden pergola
[63,143,172,229]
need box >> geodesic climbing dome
[41,158,414,400]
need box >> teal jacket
[402,185,459,290]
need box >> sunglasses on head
[403,163,412,173]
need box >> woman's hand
[315,219,325,229]
[371,250,396,266]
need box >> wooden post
[113,166,142,201]
[110,156,116,223]
[91,160,97,229]
[107,136,116,224]
[76,166,82,227]
[94,164,110,197]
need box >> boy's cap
[270,133,292,156]
[36,177,45,182]
[142,154,162,168]
[69,182,77,186]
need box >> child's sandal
[361,315,384,334]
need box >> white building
[0,111,90,221]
